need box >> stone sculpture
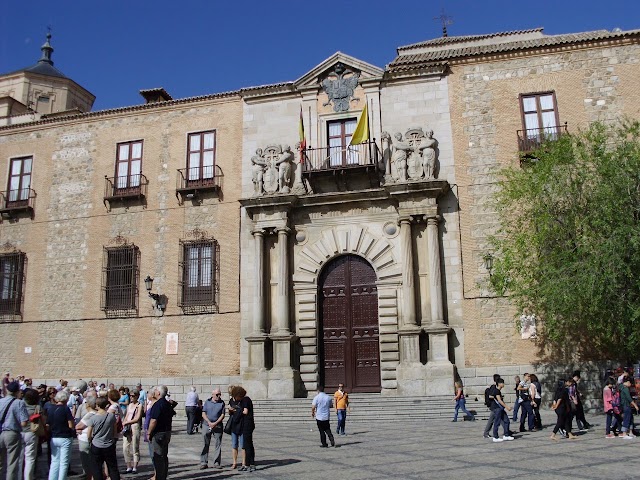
[419,129,437,179]
[390,132,411,182]
[321,62,360,112]
[251,148,266,195]
[252,144,295,195]
[277,145,294,194]
[382,127,439,182]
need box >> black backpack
[484,387,493,408]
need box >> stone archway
[293,225,402,394]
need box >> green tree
[488,121,640,362]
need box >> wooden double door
[319,255,381,393]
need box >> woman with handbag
[226,386,240,470]
[231,386,255,472]
[85,396,120,480]
[21,388,43,480]
[122,390,143,474]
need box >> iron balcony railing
[302,141,380,172]
[0,188,36,216]
[104,174,148,200]
[176,165,223,192]
[517,124,568,153]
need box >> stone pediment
[294,52,384,89]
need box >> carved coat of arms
[322,63,360,112]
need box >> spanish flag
[298,106,306,162]
[349,104,369,145]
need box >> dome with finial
[8,32,68,79]
[39,32,54,66]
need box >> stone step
[250,394,488,423]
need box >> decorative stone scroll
[321,62,360,112]
[252,144,295,195]
[382,127,439,182]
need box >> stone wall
[458,361,611,412]
[0,96,244,380]
[447,41,640,368]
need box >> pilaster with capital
[422,215,453,394]
[246,229,267,372]
[426,216,445,327]
[273,226,291,335]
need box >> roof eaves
[390,29,640,67]
[398,28,544,51]
[0,89,241,132]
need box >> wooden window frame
[114,140,144,192]
[186,130,216,184]
[519,91,560,132]
[7,156,33,207]
[327,118,357,166]
[178,238,219,314]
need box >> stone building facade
[0,83,245,403]
[388,27,640,398]
[0,27,639,402]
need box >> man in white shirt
[311,386,335,448]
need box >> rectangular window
[187,131,216,183]
[520,92,560,139]
[327,119,358,167]
[7,157,32,206]
[178,238,219,313]
[0,252,26,317]
[115,141,143,191]
[101,245,140,315]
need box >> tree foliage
[489,121,640,361]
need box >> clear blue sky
[2,0,639,111]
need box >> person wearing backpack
[482,374,501,439]
[0,381,29,480]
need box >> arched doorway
[319,254,381,393]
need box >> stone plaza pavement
[36,410,639,480]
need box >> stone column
[246,229,267,375]
[268,226,299,399]
[426,216,444,327]
[423,215,453,395]
[396,216,423,396]
[252,229,266,335]
[273,227,291,334]
[399,217,417,328]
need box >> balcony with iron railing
[104,174,148,210]
[0,188,36,220]
[301,140,381,191]
[517,123,568,154]
[176,165,223,204]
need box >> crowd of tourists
[0,376,256,479]
[454,368,638,442]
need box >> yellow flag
[349,104,369,145]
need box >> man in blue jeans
[492,378,514,442]
[512,375,521,421]
[619,378,639,439]
[334,384,350,436]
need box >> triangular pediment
[294,52,384,88]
